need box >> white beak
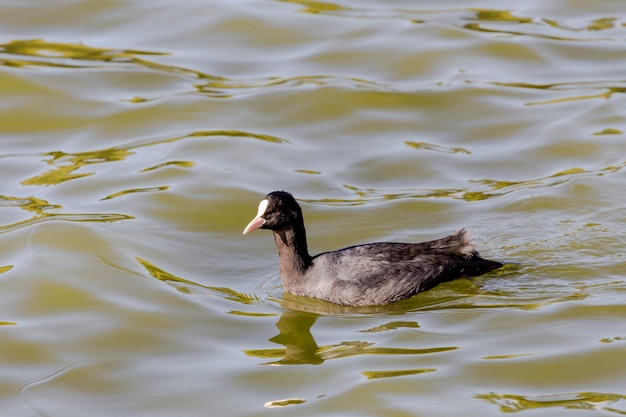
[243,199,269,235]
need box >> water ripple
[359,321,419,333]
[11,129,285,189]
[122,130,289,151]
[404,141,471,154]
[139,161,194,172]
[495,81,626,106]
[462,10,624,41]
[18,360,91,417]
[100,186,169,201]
[477,391,626,414]
[0,212,133,235]
[275,3,625,41]
[0,195,133,234]
[21,148,132,187]
[264,398,307,408]
[362,368,436,380]
[299,162,626,206]
[197,74,394,97]
[245,332,456,365]
[0,38,167,68]
[135,257,261,305]
[6,35,623,111]
[1,38,395,99]
[462,23,612,42]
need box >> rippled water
[1,1,626,416]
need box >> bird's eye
[274,207,279,213]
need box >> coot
[243,191,502,306]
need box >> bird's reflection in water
[267,310,323,365]
[244,293,455,366]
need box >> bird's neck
[272,220,312,280]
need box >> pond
[1,1,625,416]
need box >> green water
[1,1,625,416]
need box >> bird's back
[291,230,501,306]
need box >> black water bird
[243,191,502,306]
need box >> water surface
[1,1,625,416]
